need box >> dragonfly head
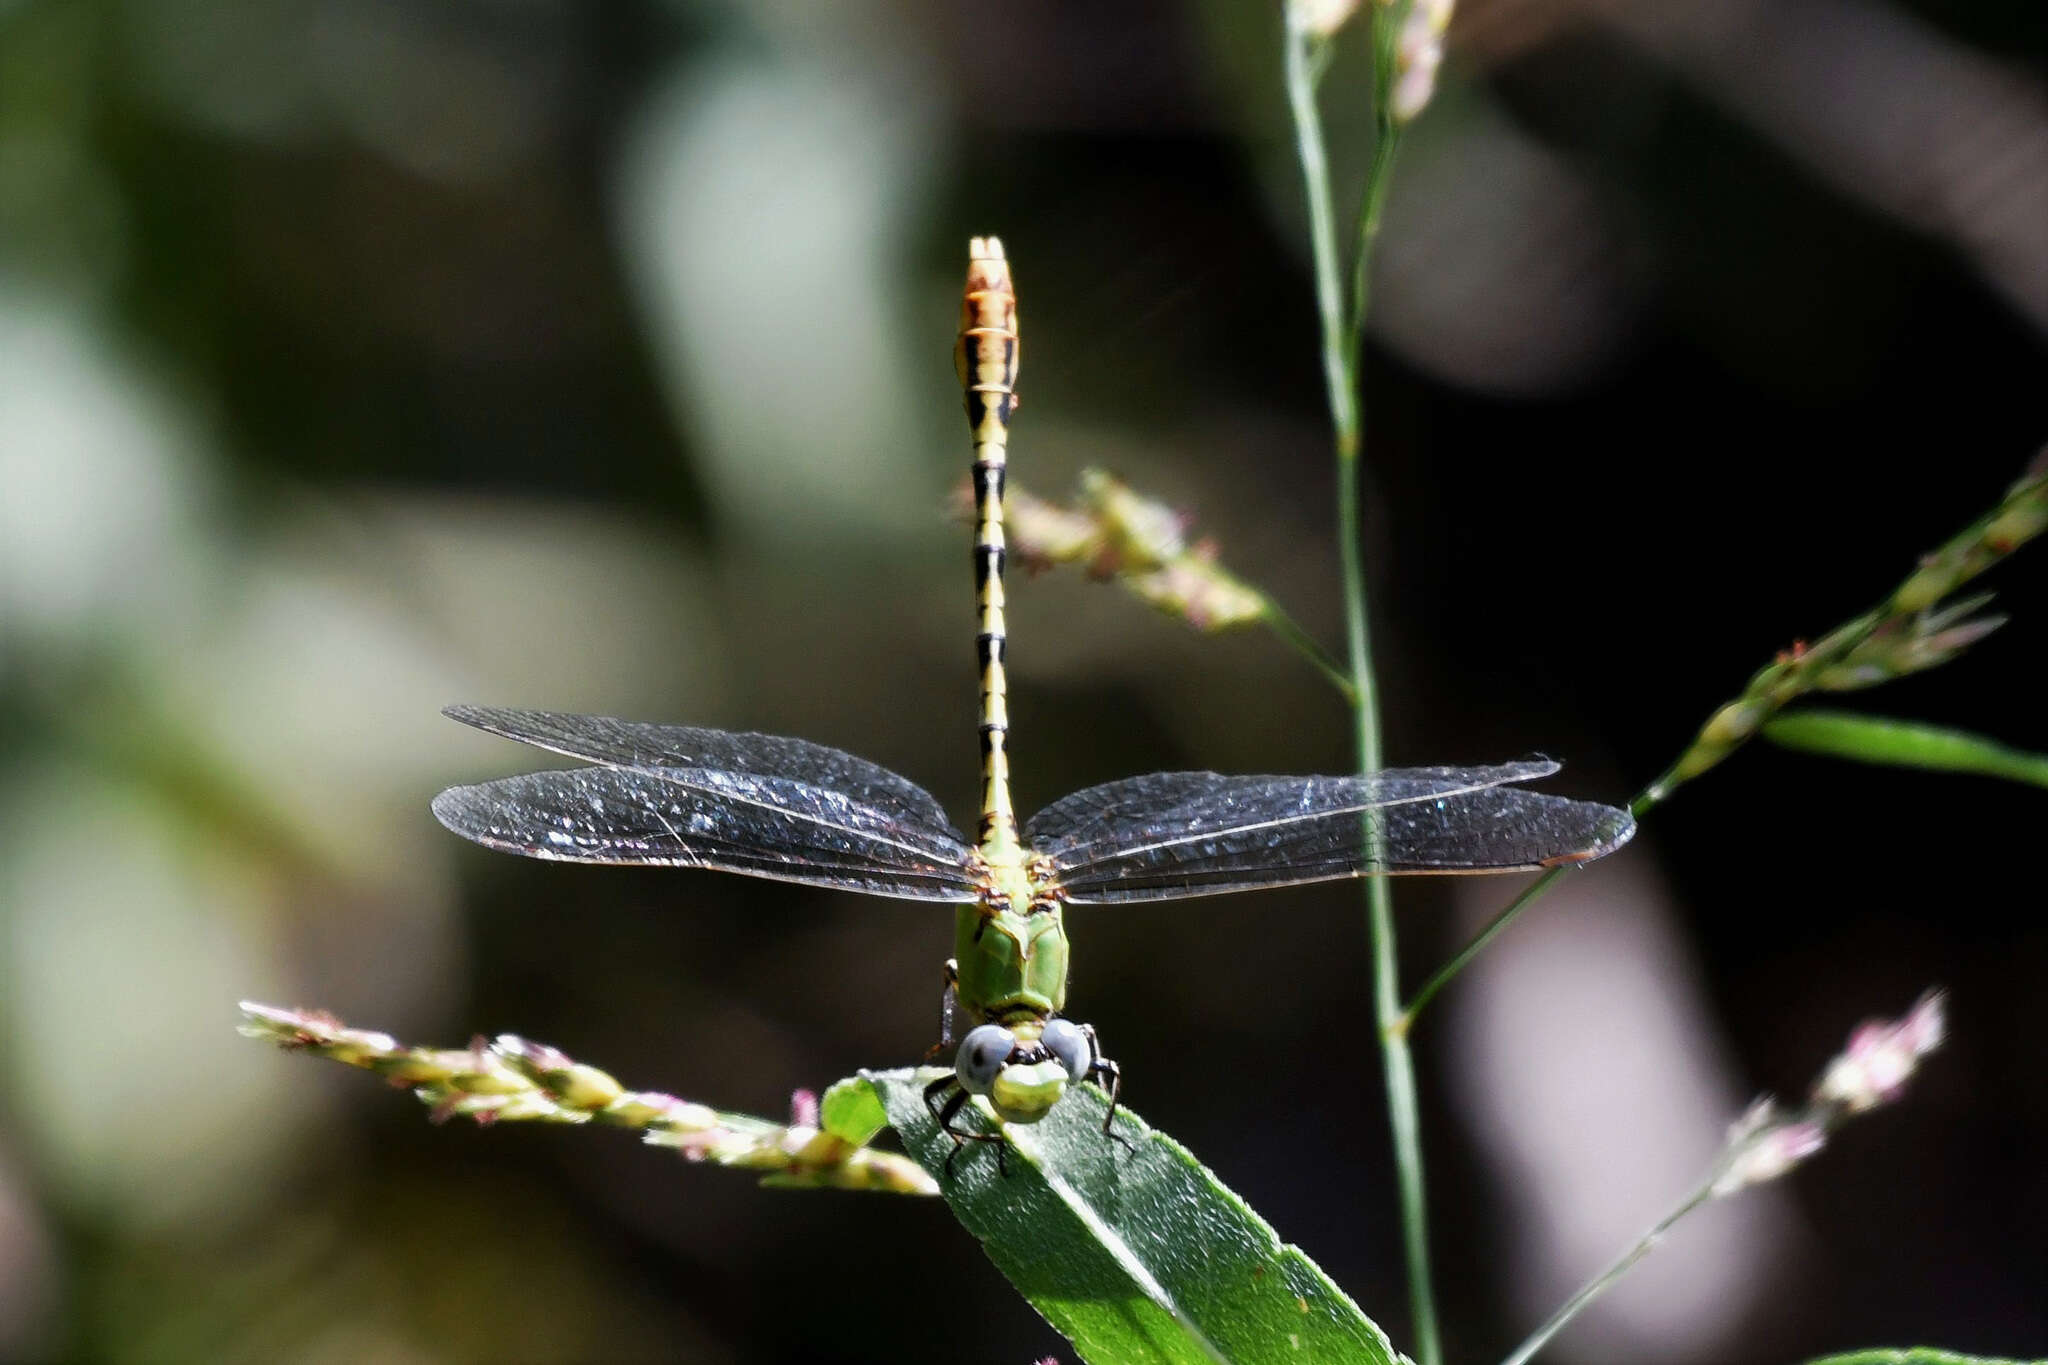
[953,1019,1092,1124]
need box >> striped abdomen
[957,238,1021,859]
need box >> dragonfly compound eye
[956,1024,1016,1095]
[1039,1018,1091,1083]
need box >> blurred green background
[2,2,2044,1362]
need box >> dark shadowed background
[1,2,2044,1362]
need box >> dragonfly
[432,237,1636,1167]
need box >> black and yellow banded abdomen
[959,238,1023,860]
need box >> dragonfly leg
[924,1073,1008,1177]
[922,961,964,1063]
[922,1070,956,1124]
[1092,1057,1133,1148]
[1080,1024,1135,1150]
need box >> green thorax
[954,849,1068,1024]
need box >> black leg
[922,961,962,1063]
[924,1073,1008,1177]
[935,1085,970,1177]
[925,1072,1003,1178]
[1092,1058,1134,1150]
[1080,1024,1135,1150]
[923,1071,958,1130]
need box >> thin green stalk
[1343,448,1432,1364]
[1399,866,1563,1031]
[1286,11,1436,1363]
[1491,990,1946,1364]
[1495,1180,1718,1365]
[1261,596,1359,702]
[1400,786,1655,1027]
[1345,129,1401,370]
[1286,22,1359,455]
[1345,0,1414,364]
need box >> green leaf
[1763,711,2048,789]
[864,1067,1402,1365]
[1801,1351,2045,1365]
[820,1075,888,1146]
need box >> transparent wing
[444,705,968,847]
[1026,760,1559,856]
[433,765,983,902]
[1025,762,1634,904]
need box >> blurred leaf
[1763,711,2048,790]
[865,1069,1400,1365]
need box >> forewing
[432,765,983,902]
[445,705,967,845]
[1029,764,1633,904]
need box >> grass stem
[1261,596,1359,702]
[1285,11,1436,1362]
[1495,1180,1718,1365]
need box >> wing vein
[1049,772,1526,872]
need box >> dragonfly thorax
[954,892,1070,1024]
[968,847,1047,912]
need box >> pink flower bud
[1814,990,1946,1114]
[1291,0,1362,38]
[1392,0,1455,123]
[1713,1100,1828,1196]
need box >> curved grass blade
[864,1068,1402,1365]
[1763,711,2048,790]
